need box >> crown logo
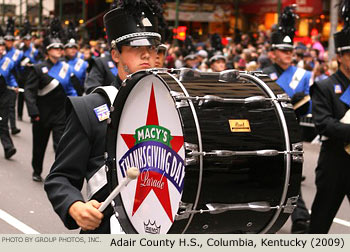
[144,220,161,234]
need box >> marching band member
[64,21,89,96]
[18,20,42,121]
[207,53,227,72]
[44,0,164,233]
[84,51,117,94]
[25,18,78,182]
[262,5,311,234]
[155,44,167,68]
[4,17,22,135]
[0,33,18,159]
[309,0,350,233]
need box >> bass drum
[106,68,303,234]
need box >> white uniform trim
[86,86,119,200]
[38,79,59,96]
[289,68,306,90]
[92,86,119,105]
[87,165,108,200]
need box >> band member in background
[0,34,18,159]
[25,18,78,182]
[309,0,350,233]
[44,0,165,233]
[4,17,22,135]
[207,53,227,72]
[155,44,167,68]
[18,20,42,121]
[64,21,88,96]
[262,5,311,234]
[84,52,118,94]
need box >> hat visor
[272,44,293,51]
[64,43,78,49]
[47,42,64,50]
[22,35,32,40]
[119,36,160,47]
[337,46,350,53]
[4,35,15,41]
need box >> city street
[0,111,349,234]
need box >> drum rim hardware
[175,196,298,220]
[172,94,290,104]
[187,149,303,157]
[240,72,292,234]
[184,142,199,166]
[163,71,205,234]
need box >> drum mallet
[98,167,140,212]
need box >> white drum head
[116,74,185,234]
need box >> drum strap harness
[91,85,119,197]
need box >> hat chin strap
[118,54,132,80]
[123,64,131,75]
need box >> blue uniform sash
[276,66,298,97]
[47,61,77,96]
[276,66,311,97]
[24,46,39,64]
[68,57,88,85]
[48,61,70,85]
[107,60,118,76]
[0,56,16,87]
[340,86,350,106]
[6,47,23,67]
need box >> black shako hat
[43,18,64,50]
[4,17,15,41]
[103,0,164,49]
[64,21,78,49]
[20,19,32,40]
[270,5,297,51]
[334,0,350,53]
[0,25,4,45]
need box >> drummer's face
[112,45,157,80]
[274,49,293,69]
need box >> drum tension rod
[178,202,277,216]
[176,197,298,220]
[188,149,303,157]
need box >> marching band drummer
[309,0,350,233]
[44,0,165,233]
[262,5,311,234]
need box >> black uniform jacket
[311,70,350,166]
[311,70,350,143]
[84,55,117,94]
[262,63,284,78]
[25,60,67,124]
[44,76,122,233]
